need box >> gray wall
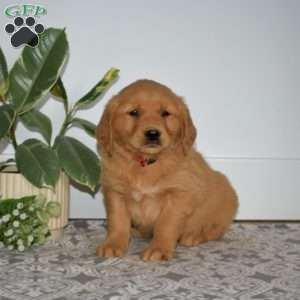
[1,0,299,219]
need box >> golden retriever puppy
[96,80,238,261]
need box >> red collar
[134,155,157,167]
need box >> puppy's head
[97,80,196,157]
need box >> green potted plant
[0,28,119,241]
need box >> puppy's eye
[161,110,171,117]
[128,109,140,117]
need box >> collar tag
[134,155,156,167]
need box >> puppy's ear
[96,98,117,156]
[179,99,197,155]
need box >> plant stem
[10,126,18,151]
[57,122,66,137]
[57,106,76,138]
[57,121,69,137]
[57,114,70,137]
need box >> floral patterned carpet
[0,220,299,300]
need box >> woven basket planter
[0,168,69,240]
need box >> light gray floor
[0,221,299,300]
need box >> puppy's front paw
[179,233,204,247]
[142,245,174,262]
[96,241,127,257]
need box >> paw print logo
[5,16,45,47]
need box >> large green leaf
[0,104,16,139]
[7,28,68,114]
[74,68,119,111]
[21,109,52,144]
[55,136,100,191]
[0,48,9,100]
[71,118,96,138]
[16,139,60,188]
[50,77,68,113]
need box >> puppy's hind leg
[179,172,238,247]
[179,222,226,247]
[179,215,206,247]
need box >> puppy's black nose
[145,129,161,141]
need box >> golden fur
[96,80,238,261]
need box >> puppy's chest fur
[129,170,161,199]
[105,159,176,232]
[126,176,163,230]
